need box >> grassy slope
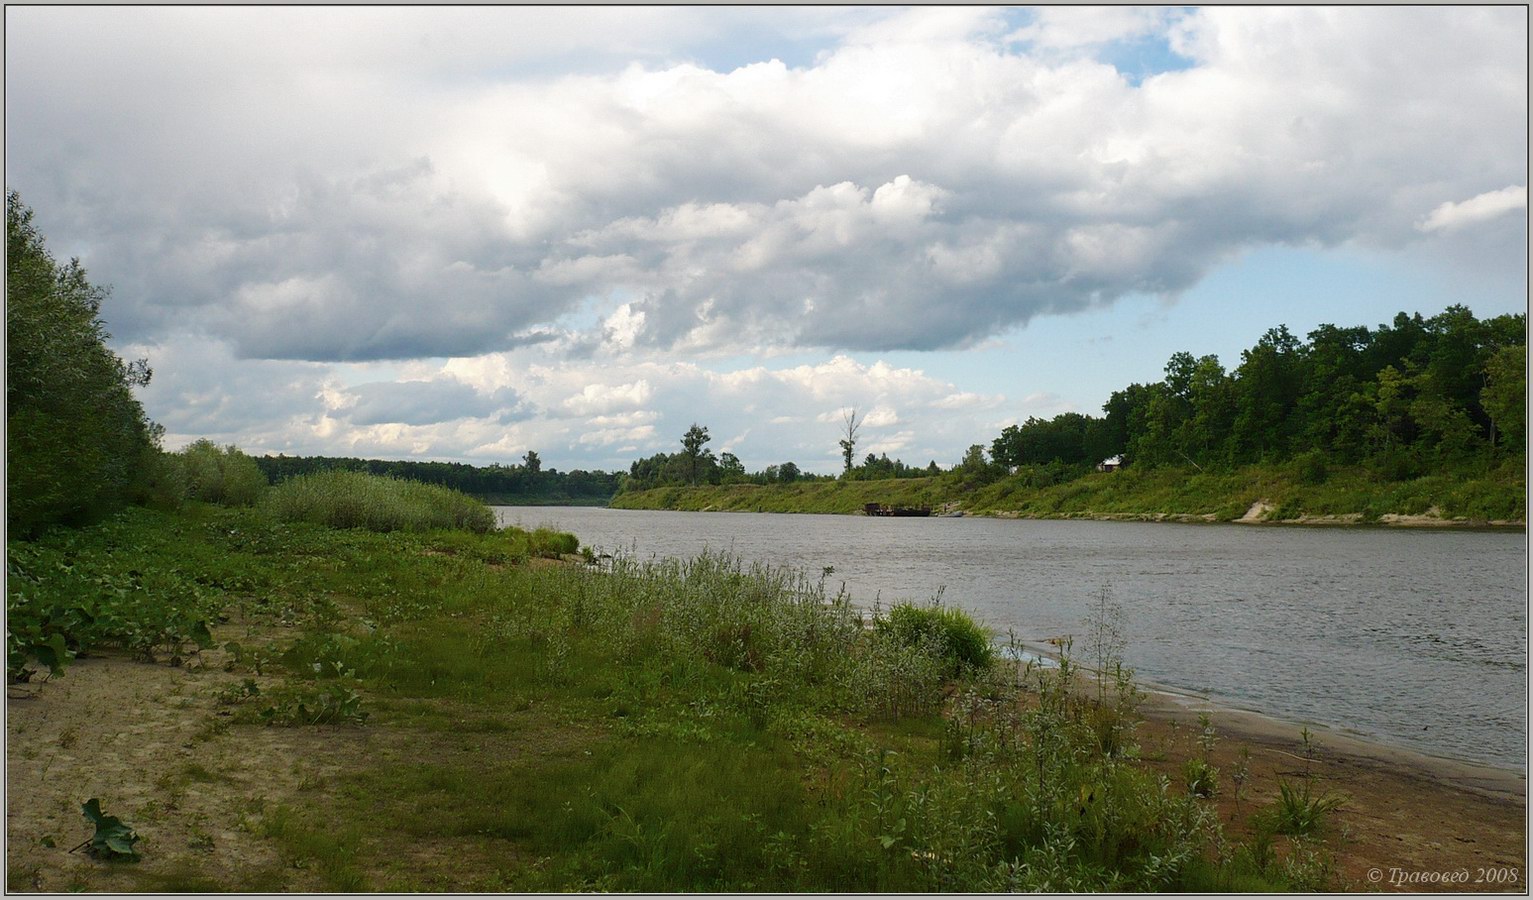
[611,457,1526,524]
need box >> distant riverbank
[610,461,1526,528]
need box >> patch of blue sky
[551,293,613,334]
[998,6,1197,85]
[672,8,890,74]
[847,244,1526,425]
[1098,31,1196,86]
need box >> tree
[681,423,711,485]
[778,461,801,483]
[839,408,861,475]
[1231,325,1303,461]
[7,190,158,535]
[719,452,747,483]
[1482,344,1526,455]
[523,450,542,475]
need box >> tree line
[983,307,1524,485]
[254,452,621,504]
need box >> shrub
[875,602,995,673]
[1183,757,1219,798]
[263,470,495,533]
[1293,451,1328,486]
[180,439,268,506]
[135,450,190,510]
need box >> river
[494,506,1527,771]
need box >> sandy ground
[4,642,390,892]
[7,646,1526,892]
[1133,686,1526,893]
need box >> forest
[985,310,1524,482]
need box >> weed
[1264,779,1345,836]
[1230,746,1251,818]
[235,683,368,727]
[1184,757,1219,798]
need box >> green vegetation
[614,454,1524,524]
[874,602,995,674]
[6,510,221,680]
[7,504,1333,891]
[178,440,268,507]
[990,308,1525,476]
[1263,780,1345,837]
[262,470,497,533]
[79,800,141,861]
[255,450,620,506]
[7,190,160,537]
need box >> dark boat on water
[863,503,932,517]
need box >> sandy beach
[1133,685,1526,892]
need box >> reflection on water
[497,507,1527,770]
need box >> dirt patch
[5,649,419,892]
[1237,500,1274,523]
[1135,689,1526,892]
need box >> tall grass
[385,549,1297,890]
[263,470,495,533]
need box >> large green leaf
[81,798,140,861]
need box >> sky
[6,6,1527,474]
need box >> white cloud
[1418,186,1528,234]
[563,380,653,416]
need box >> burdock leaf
[80,799,140,861]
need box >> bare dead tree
[839,407,862,475]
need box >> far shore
[542,500,1527,530]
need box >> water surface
[496,506,1527,770]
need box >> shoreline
[1007,637,1526,890]
[1131,685,1526,892]
[1009,640,1526,789]
[1033,650,1528,892]
[1136,683,1526,800]
[596,502,1526,530]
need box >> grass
[6,503,1340,891]
[263,470,496,533]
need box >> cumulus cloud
[1418,186,1528,234]
[8,6,1525,366]
[339,378,518,426]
